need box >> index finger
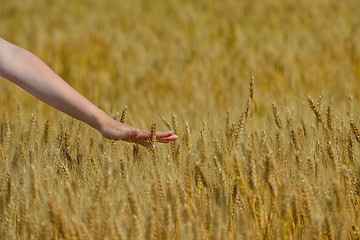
[155,131,175,138]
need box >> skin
[0,37,178,146]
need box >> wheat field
[1,0,360,239]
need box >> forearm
[0,37,109,131]
[0,37,178,144]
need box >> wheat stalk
[272,103,283,129]
[120,105,128,123]
[350,120,360,143]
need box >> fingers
[156,135,178,142]
[118,128,178,146]
[156,139,173,143]
[155,131,175,138]
[137,130,176,140]
[165,135,178,140]
[134,133,177,145]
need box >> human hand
[99,118,178,147]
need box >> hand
[99,118,178,147]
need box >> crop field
[1,0,360,239]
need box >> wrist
[91,107,112,134]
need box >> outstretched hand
[0,37,178,147]
[100,118,178,147]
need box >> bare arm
[0,37,177,145]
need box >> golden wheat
[1,0,360,239]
